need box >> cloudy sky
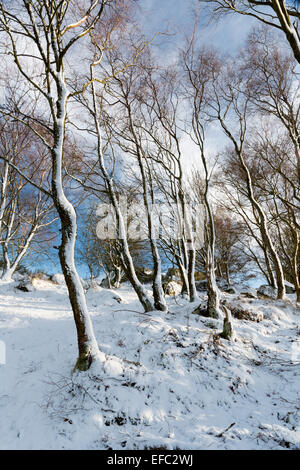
[139,0,256,53]
[135,0,258,171]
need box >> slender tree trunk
[264,250,276,288]
[152,247,167,311]
[144,197,166,311]
[107,273,113,290]
[187,244,198,302]
[178,190,198,302]
[206,243,220,319]
[217,113,286,300]
[0,161,9,236]
[290,227,300,302]
[90,67,154,313]
[203,187,220,318]
[126,103,167,312]
[256,212,285,299]
[225,263,231,286]
[1,248,13,281]
[177,257,189,296]
[1,225,37,281]
[113,266,122,288]
[52,77,100,371]
[270,0,300,64]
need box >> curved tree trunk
[52,77,100,371]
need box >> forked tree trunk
[1,222,37,281]
[119,237,154,312]
[202,186,220,318]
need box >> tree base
[192,303,220,319]
[73,348,94,372]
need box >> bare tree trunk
[124,99,167,311]
[178,190,198,302]
[217,113,286,300]
[152,246,167,311]
[1,225,37,281]
[113,266,122,288]
[290,226,300,302]
[52,78,99,371]
[177,257,189,296]
[206,243,220,319]
[225,264,231,286]
[1,247,12,282]
[1,199,17,281]
[0,0,107,371]
[187,244,197,302]
[264,250,276,288]
[203,179,220,318]
[89,66,154,313]
[119,247,154,311]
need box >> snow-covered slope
[0,278,299,450]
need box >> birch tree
[97,44,167,311]
[208,57,286,299]
[0,0,117,371]
[0,116,56,280]
[139,65,199,303]
[182,44,222,318]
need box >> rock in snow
[223,300,264,322]
[15,279,35,292]
[51,273,66,285]
[257,284,277,300]
[163,280,182,296]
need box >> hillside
[0,278,299,450]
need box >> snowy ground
[0,278,300,450]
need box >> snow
[51,273,66,285]
[0,277,300,449]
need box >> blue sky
[139,0,256,53]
